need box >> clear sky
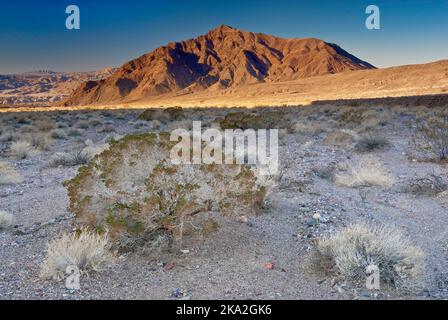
[1,0,447,74]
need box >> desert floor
[0,104,447,300]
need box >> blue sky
[0,0,447,74]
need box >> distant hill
[0,68,116,107]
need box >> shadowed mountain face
[63,25,375,106]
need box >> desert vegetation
[0,104,447,299]
[334,158,394,188]
[0,210,14,229]
[412,109,448,162]
[313,224,425,294]
[65,132,271,252]
[40,227,114,280]
[0,161,23,185]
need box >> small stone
[163,262,175,271]
[171,288,183,298]
[306,218,317,227]
[336,286,346,293]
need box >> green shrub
[64,133,270,253]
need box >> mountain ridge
[63,25,375,106]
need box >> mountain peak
[211,24,237,32]
[63,26,375,106]
[206,24,240,36]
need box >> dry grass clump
[67,128,83,137]
[323,129,357,148]
[0,161,23,185]
[403,174,447,196]
[40,227,113,280]
[0,130,19,143]
[49,151,90,167]
[354,136,390,153]
[338,108,365,127]
[24,133,53,151]
[314,223,425,293]
[49,140,108,167]
[436,191,448,208]
[312,164,336,181]
[131,120,149,130]
[97,125,116,133]
[50,129,68,140]
[34,118,57,132]
[0,211,14,229]
[292,122,325,136]
[57,122,68,129]
[138,107,186,123]
[219,110,291,130]
[411,108,448,162]
[75,120,90,129]
[357,108,394,132]
[334,158,394,188]
[89,119,102,127]
[12,114,32,125]
[9,140,39,159]
[81,139,109,159]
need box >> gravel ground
[0,106,447,300]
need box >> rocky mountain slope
[63,25,375,106]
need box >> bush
[312,165,336,181]
[0,130,16,142]
[339,108,365,126]
[75,120,90,129]
[334,158,394,188]
[64,133,270,252]
[219,111,290,130]
[96,124,116,133]
[138,107,185,122]
[51,129,68,140]
[13,114,31,125]
[404,174,447,196]
[354,136,390,153]
[323,129,357,148]
[82,139,109,159]
[0,161,23,185]
[314,223,425,293]
[89,119,102,127]
[34,118,56,132]
[0,211,14,229]
[68,129,83,137]
[49,140,107,167]
[25,133,53,151]
[293,122,325,136]
[9,140,39,159]
[413,109,448,161]
[40,227,113,280]
[49,151,90,167]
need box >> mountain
[0,68,116,107]
[126,59,447,108]
[63,25,375,106]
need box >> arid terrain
[0,69,116,107]
[1,25,447,301]
[0,103,448,300]
[1,26,447,112]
